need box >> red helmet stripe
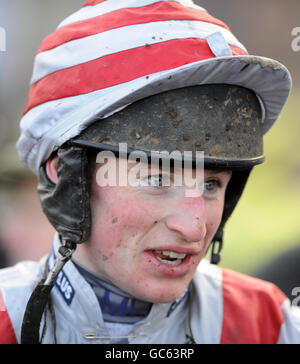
[24,40,245,115]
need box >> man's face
[74,157,231,303]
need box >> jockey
[1,0,299,344]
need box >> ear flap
[38,145,91,244]
[210,169,252,264]
[222,169,252,227]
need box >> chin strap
[21,241,76,344]
[210,230,223,265]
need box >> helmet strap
[210,230,223,265]
[21,240,76,344]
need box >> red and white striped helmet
[17,0,292,175]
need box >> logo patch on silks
[48,251,75,306]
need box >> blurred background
[0,1,299,295]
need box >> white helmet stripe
[58,0,207,29]
[31,20,246,85]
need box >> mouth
[143,247,201,278]
[144,245,201,277]
[150,250,188,266]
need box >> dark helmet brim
[71,84,265,170]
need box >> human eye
[204,178,221,195]
[138,173,172,194]
[202,171,231,199]
[146,174,170,188]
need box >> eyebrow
[207,170,231,173]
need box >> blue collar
[72,260,152,324]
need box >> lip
[143,247,201,278]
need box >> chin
[151,294,184,304]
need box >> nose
[165,195,206,243]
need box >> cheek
[90,188,156,255]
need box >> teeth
[156,257,183,266]
[152,250,187,266]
